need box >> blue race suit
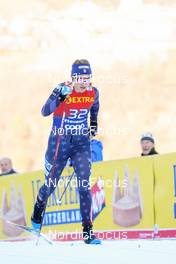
[38,83,99,224]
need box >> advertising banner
[0,157,154,241]
[154,153,176,238]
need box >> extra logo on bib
[66,96,94,104]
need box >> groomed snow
[0,239,176,264]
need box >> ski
[3,218,101,246]
[6,220,53,245]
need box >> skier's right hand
[51,82,73,101]
[59,83,73,101]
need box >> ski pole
[36,103,67,245]
[57,170,75,205]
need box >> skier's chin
[75,86,87,93]
[80,86,87,92]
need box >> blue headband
[71,63,92,76]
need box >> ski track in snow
[0,239,176,264]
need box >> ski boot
[31,196,45,231]
[82,223,101,245]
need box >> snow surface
[0,239,176,264]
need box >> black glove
[50,83,72,102]
[89,120,98,137]
[58,92,67,102]
[59,84,72,101]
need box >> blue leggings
[38,133,92,224]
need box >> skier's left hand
[89,120,98,137]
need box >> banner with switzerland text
[0,157,155,241]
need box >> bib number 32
[69,109,88,119]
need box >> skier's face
[72,75,91,93]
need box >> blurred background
[0,0,176,172]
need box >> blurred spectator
[140,132,158,156]
[0,157,17,176]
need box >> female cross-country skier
[31,59,101,244]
